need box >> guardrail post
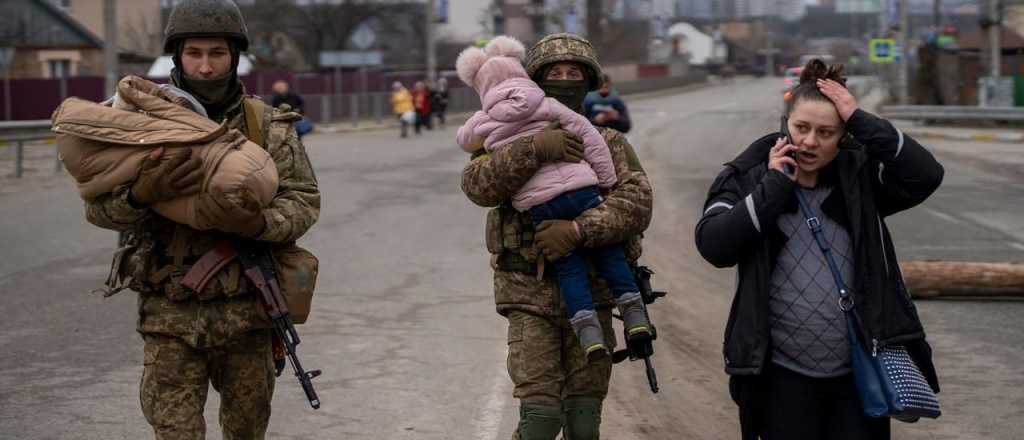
[351,94,359,127]
[15,140,23,177]
[374,93,383,125]
[321,95,330,124]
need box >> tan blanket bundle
[52,76,278,231]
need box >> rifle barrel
[645,357,659,393]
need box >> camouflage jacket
[461,128,653,318]
[85,95,320,348]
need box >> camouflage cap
[163,0,250,54]
[526,33,602,90]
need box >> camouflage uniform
[463,108,653,440]
[86,90,319,439]
[85,3,319,435]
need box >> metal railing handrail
[0,119,52,129]
[879,105,1024,122]
[1,134,61,178]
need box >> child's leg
[550,251,596,318]
[589,244,640,297]
[591,244,652,342]
[551,252,607,360]
[530,188,610,360]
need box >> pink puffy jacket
[457,57,616,212]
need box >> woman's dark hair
[785,58,847,115]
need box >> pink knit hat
[455,36,529,95]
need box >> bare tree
[121,15,163,56]
[240,0,390,70]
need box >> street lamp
[0,46,14,121]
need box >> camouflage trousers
[140,329,275,440]
[506,309,615,438]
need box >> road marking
[1011,243,1024,252]
[925,208,964,225]
[473,366,512,439]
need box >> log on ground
[901,261,1024,298]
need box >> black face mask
[171,42,242,121]
[540,80,590,114]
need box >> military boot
[569,310,608,361]
[616,292,652,344]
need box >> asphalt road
[0,77,1021,439]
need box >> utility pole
[425,0,438,83]
[103,0,118,97]
[988,0,1001,78]
[765,16,775,77]
[898,0,909,104]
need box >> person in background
[412,80,433,134]
[391,81,414,138]
[271,80,304,113]
[583,73,631,133]
[271,79,313,138]
[431,77,451,129]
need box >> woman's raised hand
[817,79,857,122]
[768,137,800,181]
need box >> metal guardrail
[0,131,61,178]
[879,105,1024,122]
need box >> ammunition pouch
[269,243,319,324]
[486,204,542,275]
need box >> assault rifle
[236,242,323,409]
[612,265,666,394]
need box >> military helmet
[163,0,250,54]
[526,33,602,90]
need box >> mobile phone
[780,116,797,175]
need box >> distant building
[60,0,163,57]
[666,21,725,65]
[0,0,104,78]
[676,0,714,19]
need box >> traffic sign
[869,38,896,64]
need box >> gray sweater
[768,185,854,378]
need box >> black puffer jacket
[695,108,943,390]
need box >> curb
[901,129,1024,144]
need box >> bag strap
[793,187,855,312]
[242,97,268,146]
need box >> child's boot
[616,292,652,344]
[569,310,608,361]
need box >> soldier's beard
[540,80,590,114]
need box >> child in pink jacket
[456,36,652,361]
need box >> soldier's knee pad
[562,397,603,440]
[517,403,562,440]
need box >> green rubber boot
[562,397,603,440]
[515,403,563,440]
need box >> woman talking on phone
[694,59,944,440]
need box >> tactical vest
[105,97,291,299]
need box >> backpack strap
[242,97,270,146]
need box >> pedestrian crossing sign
[869,38,896,64]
